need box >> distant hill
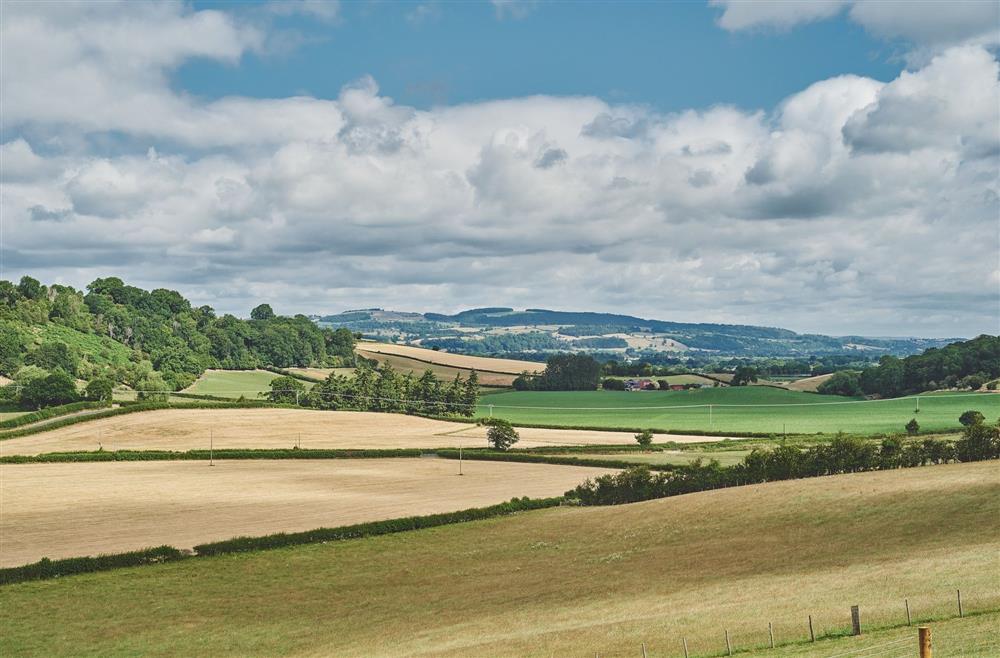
[314,307,961,359]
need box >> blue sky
[2,1,998,336]
[182,1,903,112]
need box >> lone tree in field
[731,366,758,386]
[959,410,985,427]
[905,418,920,435]
[484,418,519,451]
[635,429,653,447]
[267,375,305,405]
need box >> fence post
[641,643,647,658]
[725,629,732,656]
[768,621,774,649]
[808,615,815,642]
[957,589,963,617]
[682,638,689,658]
[851,605,861,636]
[906,598,912,626]
[919,626,932,658]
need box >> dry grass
[356,341,545,374]
[357,350,520,386]
[782,372,835,392]
[1,462,996,657]
[0,458,614,566]
[284,367,354,380]
[0,408,738,456]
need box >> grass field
[1,461,996,656]
[480,388,1000,434]
[182,369,306,398]
[283,367,354,380]
[356,341,545,375]
[0,458,613,566]
[0,408,738,456]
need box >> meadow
[1,461,996,656]
[181,369,297,398]
[479,388,1000,434]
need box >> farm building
[624,379,656,391]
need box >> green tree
[17,276,45,301]
[250,304,275,320]
[135,372,170,402]
[85,376,115,402]
[905,418,920,435]
[959,410,985,427]
[484,418,519,451]
[816,370,862,396]
[267,376,306,405]
[634,429,653,447]
[461,370,479,417]
[0,321,29,375]
[20,371,79,409]
[731,366,758,386]
[27,341,80,376]
[954,421,1000,462]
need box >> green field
[182,370,291,398]
[1,461,996,657]
[479,388,1000,434]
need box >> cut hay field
[182,369,295,398]
[284,367,354,380]
[356,341,545,375]
[543,448,754,467]
[0,458,613,567]
[480,388,1000,434]
[357,349,520,386]
[781,372,835,392]
[0,408,731,456]
[2,462,996,657]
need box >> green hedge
[169,391,240,402]
[1,448,425,464]
[435,449,676,471]
[194,496,563,556]
[0,546,188,585]
[0,401,108,429]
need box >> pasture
[0,458,612,566]
[0,408,733,456]
[479,388,1000,434]
[182,369,290,398]
[1,461,996,656]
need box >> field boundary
[356,346,542,377]
[0,496,563,584]
[435,449,675,471]
[0,448,428,464]
[0,401,110,430]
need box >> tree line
[267,363,480,417]
[569,415,1000,506]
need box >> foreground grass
[480,388,1000,434]
[1,461,997,657]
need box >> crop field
[479,388,1000,434]
[1,461,996,656]
[781,372,835,392]
[0,408,732,456]
[283,367,353,380]
[357,349,521,386]
[0,458,612,566]
[181,369,294,398]
[356,341,545,375]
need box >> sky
[1,0,999,338]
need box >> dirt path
[0,458,614,566]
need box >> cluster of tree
[269,363,479,417]
[816,370,863,396]
[0,276,357,394]
[568,417,1000,506]
[512,354,601,391]
[425,332,564,355]
[858,335,999,397]
[730,365,758,386]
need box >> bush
[634,430,653,447]
[954,421,1000,462]
[816,370,862,396]
[905,418,920,435]
[0,546,187,585]
[19,370,80,409]
[959,410,985,427]
[483,418,519,450]
[602,378,626,391]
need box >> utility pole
[459,443,463,476]
[210,429,214,467]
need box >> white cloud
[711,0,847,31]
[1,3,997,336]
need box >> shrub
[634,429,653,447]
[0,546,187,585]
[905,418,920,435]
[959,410,985,427]
[602,378,626,391]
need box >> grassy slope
[34,323,133,368]
[181,369,314,398]
[480,388,1000,434]
[2,462,997,657]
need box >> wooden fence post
[957,589,963,617]
[808,615,815,642]
[851,605,861,636]
[919,626,932,658]
[641,642,647,658]
[725,629,732,656]
[682,637,689,658]
[906,598,912,626]
[768,621,774,649]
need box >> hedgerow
[0,401,108,429]
[0,546,188,585]
[193,496,563,556]
[0,448,425,464]
[435,449,676,471]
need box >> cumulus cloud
[1,2,997,336]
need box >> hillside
[2,461,996,656]
[315,307,961,359]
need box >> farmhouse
[624,378,656,391]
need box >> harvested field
[0,408,735,456]
[782,372,835,392]
[356,342,544,375]
[357,350,519,386]
[0,458,614,566]
[284,367,353,380]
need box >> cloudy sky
[2,0,998,337]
